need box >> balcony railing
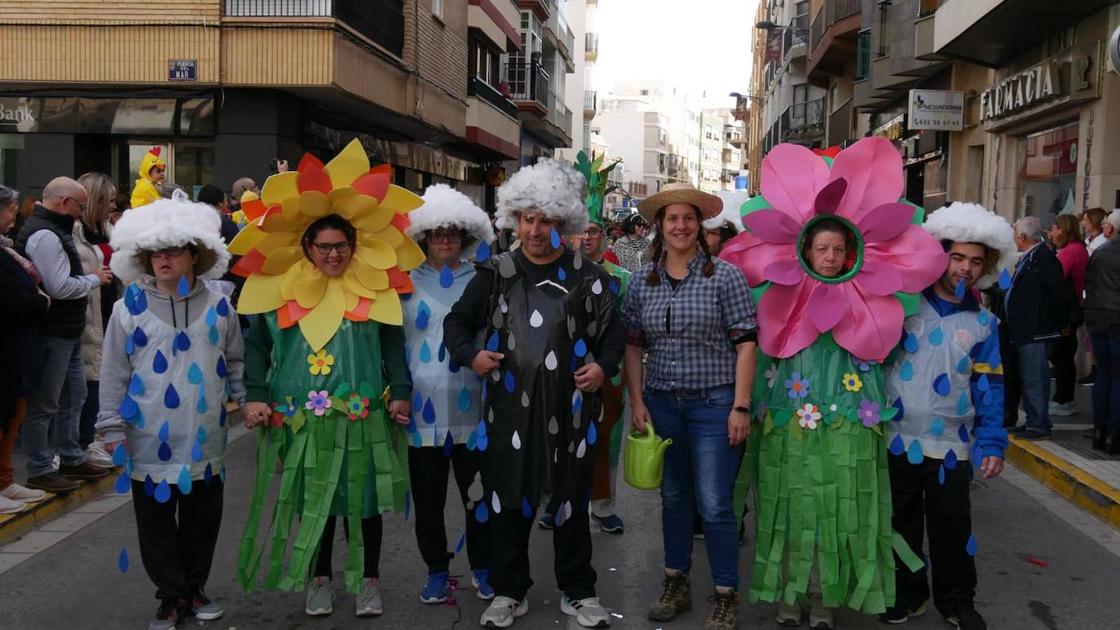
[586,32,599,56]
[783,24,808,58]
[504,61,550,108]
[225,0,405,56]
[583,90,597,113]
[810,0,861,52]
[782,98,826,140]
[468,76,518,118]
[548,98,573,137]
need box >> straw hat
[637,183,722,223]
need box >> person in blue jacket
[882,202,1015,630]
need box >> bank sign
[908,90,964,131]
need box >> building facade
[507,0,575,166]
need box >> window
[640,89,649,96]
[469,37,501,87]
[431,0,443,20]
[793,84,809,104]
[876,1,891,57]
[856,29,871,79]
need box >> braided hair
[644,204,716,285]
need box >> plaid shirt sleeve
[718,263,757,342]
[620,277,645,347]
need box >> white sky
[592,0,760,108]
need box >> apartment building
[757,0,828,157]
[507,0,575,165]
[699,109,739,193]
[556,0,602,162]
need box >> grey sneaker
[190,588,224,621]
[561,596,611,627]
[356,578,384,617]
[776,600,801,626]
[148,600,179,630]
[480,596,528,628]
[305,577,334,616]
[808,599,834,629]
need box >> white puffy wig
[923,202,1017,289]
[109,190,231,284]
[495,159,588,235]
[406,184,495,252]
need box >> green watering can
[624,425,672,490]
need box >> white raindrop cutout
[591,278,603,295]
[576,439,587,458]
[521,391,530,407]
[508,332,517,350]
[545,351,558,371]
[529,310,544,328]
[548,416,560,434]
[491,492,502,514]
[498,295,509,313]
[512,430,522,450]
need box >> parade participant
[611,212,652,272]
[96,191,244,630]
[130,147,166,209]
[720,138,946,628]
[233,141,421,619]
[572,151,628,535]
[444,158,623,629]
[401,184,495,603]
[881,202,1013,630]
[622,182,758,630]
[702,193,746,257]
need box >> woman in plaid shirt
[621,184,758,630]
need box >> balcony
[225,0,404,57]
[468,76,518,119]
[827,98,852,146]
[466,77,520,160]
[583,89,597,116]
[585,32,599,62]
[806,0,861,87]
[933,0,1116,67]
[517,0,552,21]
[545,9,576,68]
[504,60,550,116]
[781,98,825,145]
[782,22,808,61]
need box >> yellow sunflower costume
[235,139,424,594]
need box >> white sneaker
[480,596,528,628]
[1,483,47,503]
[1049,401,1076,416]
[0,494,27,514]
[86,441,114,468]
[356,578,383,617]
[304,577,334,616]
[561,596,611,628]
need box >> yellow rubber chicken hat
[227,139,425,351]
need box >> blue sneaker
[538,513,555,529]
[591,513,624,534]
[420,571,449,604]
[472,568,496,600]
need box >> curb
[1006,435,1120,529]
[0,471,119,547]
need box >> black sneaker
[945,605,986,630]
[1017,429,1052,441]
[877,601,926,624]
[149,599,180,630]
[1079,368,1097,385]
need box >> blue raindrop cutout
[216,356,227,378]
[956,391,970,416]
[903,332,919,353]
[177,276,190,297]
[216,297,229,316]
[928,326,944,346]
[958,424,970,443]
[549,228,561,249]
[954,278,966,300]
[196,393,208,414]
[573,338,588,358]
[558,267,567,281]
[486,331,500,352]
[572,391,584,414]
[521,496,534,518]
[154,479,172,504]
[442,431,455,458]
[929,417,945,437]
[977,310,990,326]
[152,351,168,374]
[944,448,958,470]
[457,387,472,412]
[205,307,218,327]
[143,474,155,497]
[412,392,423,413]
[175,331,191,353]
[112,443,127,466]
[188,363,204,385]
[966,535,978,556]
[128,373,145,397]
[164,384,180,409]
[191,440,203,463]
[158,421,170,442]
[197,425,208,444]
[476,240,491,262]
[933,373,951,396]
[906,439,924,465]
[126,286,147,315]
[588,421,598,445]
[977,373,990,391]
[158,442,172,462]
[439,265,454,288]
[476,420,489,451]
[115,472,130,494]
[475,502,489,523]
[419,340,432,363]
[891,397,905,421]
[177,466,193,495]
[208,326,219,346]
[416,301,431,330]
[438,343,446,362]
[422,398,436,424]
[889,434,905,456]
[956,355,971,374]
[203,463,213,484]
[503,371,515,393]
[899,361,914,382]
[938,465,946,486]
[998,268,1011,290]
[455,530,466,554]
[125,335,134,355]
[118,548,129,573]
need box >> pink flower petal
[742,209,801,244]
[763,259,806,286]
[828,137,904,223]
[807,282,849,333]
[856,258,904,296]
[757,279,821,358]
[760,144,831,222]
[814,177,848,216]
[864,225,947,293]
[720,233,792,287]
[832,283,904,361]
[857,202,917,243]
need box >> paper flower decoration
[765,363,779,388]
[720,137,945,361]
[305,390,332,416]
[796,404,821,430]
[307,349,335,376]
[858,399,881,427]
[842,372,863,393]
[344,393,370,422]
[786,372,810,399]
[228,139,425,351]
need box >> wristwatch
[734,405,751,414]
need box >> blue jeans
[1090,327,1120,432]
[22,335,87,477]
[645,385,744,590]
[1016,341,1051,433]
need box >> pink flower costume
[721,138,944,613]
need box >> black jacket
[14,205,88,338]
[0,247,48,425]
[1005,243,1075,344]
[1084,239,1120,334]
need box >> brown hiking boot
[25,473,79,494]
[648,570,691,621]
[704,589,740,630]
[59,461,110,480]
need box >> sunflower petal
[300,190,330,218]
[380,185,424,214]
[228,223,265,255]
[262,246,304,275]
[355,240,397,270]
[298,281,347,351]
[262,171,300,206]
[354,206,395,233]
[345,297,372,321]
[340,193,378,220]
[323,138,370,189]
[344,286,360,311]
[368,288,403,326]
[395,237,426,271]
[352,171,390,202]
[367,226,404,248]
[294,272,328,310]
[354,263,389,291]
[344,269,379,298]
[237,274,287,314]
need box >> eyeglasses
[584,227,604,237]
[66,196,88,214]
[428,230,463,243]
[311,242,352,255]
[150,247,188,259]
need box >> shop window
[121,142,214,204]
[1018,122,1078,224]
[0,134,24,192]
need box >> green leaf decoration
[763,411,775,435]
[741,194,772,218]
[895,291,920,317]
[289,409,306,434]
[357,380,376,399]
[900,199,925,224]
[332,382,352,398]
[878,405,899,421]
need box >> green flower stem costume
[720,139,942,613]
